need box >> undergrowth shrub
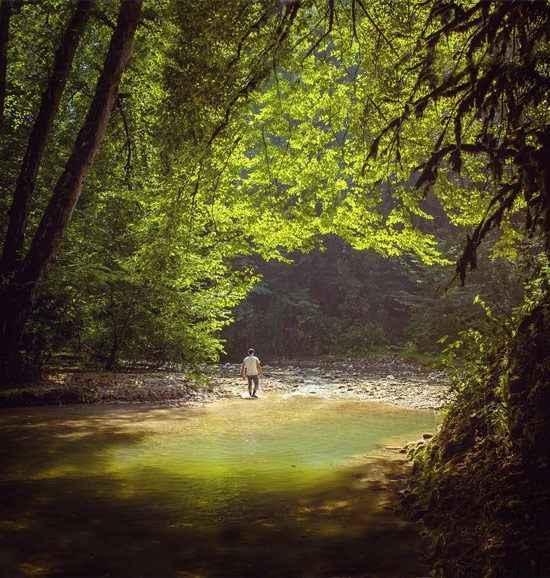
[405,255,550,578]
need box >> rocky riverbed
[217,358,449,410]
[0,357,450,409]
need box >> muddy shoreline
[0,357,450,410]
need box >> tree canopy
[0,0,548,377]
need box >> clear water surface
[0,394,437,578]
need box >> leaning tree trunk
[1,0,93,271]
[0,0,143,384]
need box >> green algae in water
[0,396,436,577]
[106,396,435,498]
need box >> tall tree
[365,0,550,538]
[0,0,143,383]
[1,0,93,271]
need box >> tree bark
[0,0,12,128]
[0,0,143,384]
[1,0,93,272]
[19,0,142,286]
[0,282,35,383]
[507,290,550,468]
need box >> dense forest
[223,234,529,360]
[0,1,548,576]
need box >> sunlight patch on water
[100,395,436,497]
[0,395,437,578]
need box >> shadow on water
[0,402,432,578]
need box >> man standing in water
[240,348,262,398]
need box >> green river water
[0,394,437,578]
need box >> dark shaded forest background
[224,233,527,361]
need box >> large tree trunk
[0,0,143,384]
[503,285,550,575]
[0,282,35,383]
[0,0,11,127]
[505,119,550,470]
[507,288,550,469]
[20,0,142,284]
[1,1,93,271]
[507,129,550,470]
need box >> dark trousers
[247,374,259,395]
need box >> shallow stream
[0,394,436,578]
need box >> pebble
[215,360,449,410]
[31,361,450,410]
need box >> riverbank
[0,357,449,410]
